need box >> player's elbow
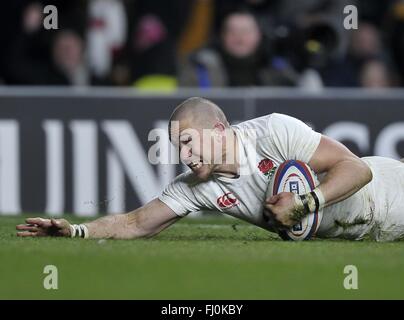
[366,166,373,184]
[359,160,373,185]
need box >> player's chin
[193,165,213,181]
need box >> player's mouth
[189,160,203,170]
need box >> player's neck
[213,129,240,178]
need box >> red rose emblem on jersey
[258,159,274,175]
[217,192,239,209]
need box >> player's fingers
[265,205,283,223]
[266,195,279,204]
[266,206,285,223]
[266,203,276,213]
[17,231,38,237]
[51,218,60,227]
[16,225,39,232]
[51,219,70,232]
[16,224,31,230]
[25,217,51,227]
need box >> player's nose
[180,146,192,162]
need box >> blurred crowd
[1,0,404,90]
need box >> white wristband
[312,188,325,210]
[70,224,89,239]
[293,188,326,215]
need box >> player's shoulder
[232,113,299,139]
[267,112,306,128]
[232,114,271,138]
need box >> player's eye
[180,138,191,145]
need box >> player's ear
[212,122,226,142]
[213,122,226,133]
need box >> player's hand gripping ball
[264,160,323,241]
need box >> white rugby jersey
[159,113,322,230]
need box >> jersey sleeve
[158,173,202,217]
[267,113,322,163]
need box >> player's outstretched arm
[16,199,181,239]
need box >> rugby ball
[265,160,323,241]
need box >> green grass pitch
[1,215,404,299]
